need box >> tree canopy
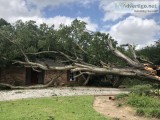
[0,18,127,67]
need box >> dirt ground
[93,96,159,120]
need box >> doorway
[31,70,38,84]
[25,68,44,85]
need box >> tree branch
[121,44,139,62]
[107,39,143,68]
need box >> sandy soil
[93,96,159,120]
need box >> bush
[122,78,153,88]
[127,94,154,107]
[127,94,160,119]
[149,109,160,118]
[130,84,152,96]
[136,108,145,116]
[136,108,160,119]
[118,84,160,119]
[115,93,128,100]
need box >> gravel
[0,87,129,101]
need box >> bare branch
[83,75,90,86]
[74,71,94,78]
[74,43,88,54]
[26,51,77,62]
[100,61,111,68]
[137,57,154,64]
[121,44,138,62]
[107,39,143,68]
[26,51,58,55]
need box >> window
[69,71,76,81]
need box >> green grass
[127,94,160,108]
[0,96,108,120]
[115,93,128,100]
[127,94,160,118]
[121,78,154,88]
[115,93,160,119]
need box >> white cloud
[109,16,160,49]
[77,17,98,31]
[79,0,98,6]
[9,16,98,31]
[99,0,126,21]
[12,16,73,29]
[0,0,40,20]
[0,0,98,31]
[99,0,159,21]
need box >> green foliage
[0,18,10,27]
[130,84,152,96]
[0,96,108,120]
[0,18,159,70]
[136,108,160,118]
[115,93,128,100]
[126,94,160,119]
[149,109,160,118]
[127,94,158,107]
[136,108,145,116]
[122,77,153,88]
[116,86,160,119]
[0,18,126,67]
[138,43,160,65]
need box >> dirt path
[93,96,159,120]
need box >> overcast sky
[0,0,160,49]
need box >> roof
[25,59,65,68]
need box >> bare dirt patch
[93,96,159,120]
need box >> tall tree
[0,19,160,89]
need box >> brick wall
[0,67,26,85]
[44,70,68,86]
[0,67,83,86]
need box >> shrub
[115,93,128,100]
[122,78,153,88]
[149,109,160,118]
[136,108,145,116]
[130,84,152,96]
[127,94,156,108]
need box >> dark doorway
[31,70,38,84]
[26,68,45,85]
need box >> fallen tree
[0,30,160,89]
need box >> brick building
[0,60,85,86]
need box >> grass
[127,94,160,118]
[0,96,108,120]
[121,78,155,88]
[115,90,160,119]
